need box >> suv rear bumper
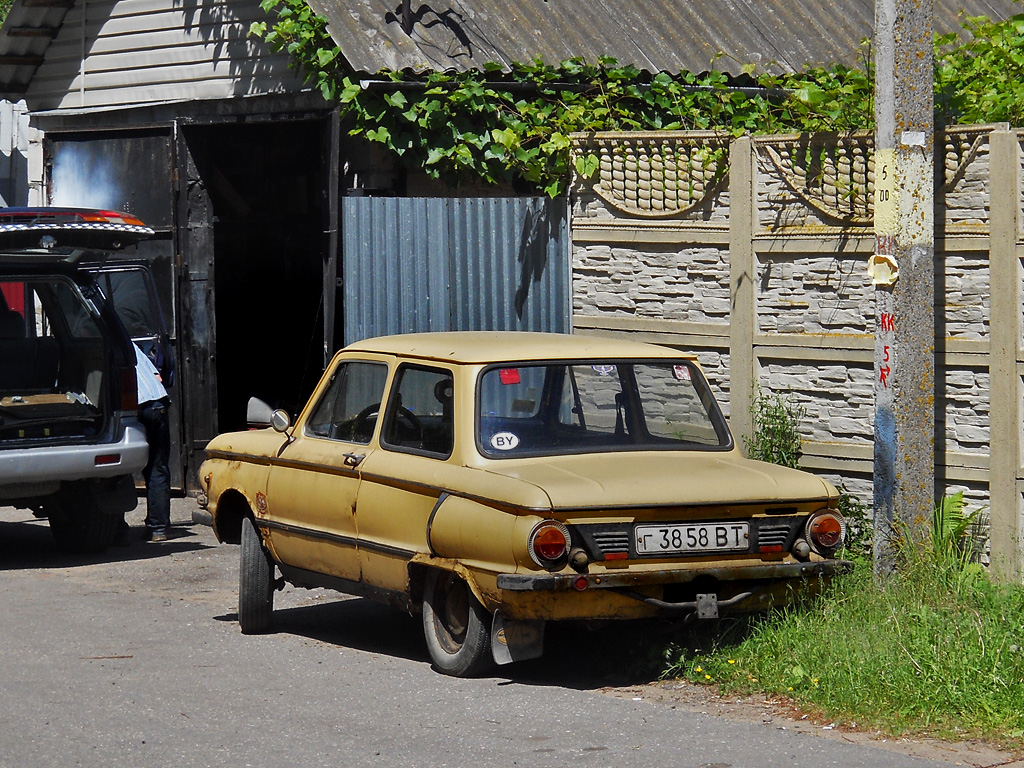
[0,419,149,500]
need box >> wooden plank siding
[25,0,307,110]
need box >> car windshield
[477,359,731,458]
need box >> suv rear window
[1,275,112,442]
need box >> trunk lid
[482,451,835,510]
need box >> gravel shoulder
[606,676,1024,767]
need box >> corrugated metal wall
[342,197,569,345]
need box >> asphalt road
[0,500,985,768]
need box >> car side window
[305,360,389,444]
[381,365,453,457]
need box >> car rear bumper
[0,419,149,500]
[496,559,853,592]
[487,559,853,621]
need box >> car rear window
[477,360,731,457]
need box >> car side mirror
[246,397,274,429]
[270,409,291,433]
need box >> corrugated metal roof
[0,0,1020,102]
[310,0,1021,76]
[0,0,75,99]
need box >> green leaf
[315,47,338,68]
[491,127,518,148]
[574,152,600,179]
[338,80,362,104]
[543,179,564,197]
[425,146,449,165]
[539,132,570,153]
[384,90,408,108]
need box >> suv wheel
[47,488,121,553]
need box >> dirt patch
[603,680,1024,768]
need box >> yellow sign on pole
[874,148,898,236]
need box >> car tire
[422,569,493,677]
[47,490,119,553]
[239,516,274,634]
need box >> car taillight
[528,521,570,568]
[119,366,138,411]
[805,509,846,555]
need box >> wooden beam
[7,27,59,38]
[0,56,43,66]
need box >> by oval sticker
[490,432,520,451]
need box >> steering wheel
[393,404,424,443]
[352,402,423,443]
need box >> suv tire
[47,486,121,553]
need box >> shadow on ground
[0,514,213,571]
[216,592,704,690]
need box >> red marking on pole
[880,313,895,332]
[880,365,891,387]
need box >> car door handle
[343,452,365,468]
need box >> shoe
[148,530,168,543]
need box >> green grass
[662,555,1024,748]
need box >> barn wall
[25,0,307,111]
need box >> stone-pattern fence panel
[570,125,1023,581]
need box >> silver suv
[0,208,163,552]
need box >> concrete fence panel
[570,125,1024,582]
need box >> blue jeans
[138,398,171,533]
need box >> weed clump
[662,507,1024,747]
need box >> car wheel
[422,569,493,677]
[47,491,119,553]
[239,516,274,634]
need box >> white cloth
[135,343,168,406]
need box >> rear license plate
[634,522,749,555]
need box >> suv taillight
[119,366,138,412]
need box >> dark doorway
[178,117,333,482]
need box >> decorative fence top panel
[572,126,1008,234]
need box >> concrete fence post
[729,136,757,449]
[988,128,1023,583]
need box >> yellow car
[199,332,849,676]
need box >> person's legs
[140,399,171,540]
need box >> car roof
[343,331,696,364]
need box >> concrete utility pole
[871,0,935,576]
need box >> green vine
[936,12,1024,126]
[251,0,1022,195]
